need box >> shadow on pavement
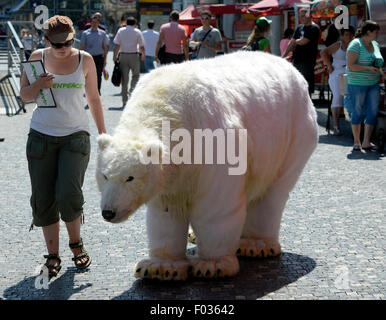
[2,267,92,300]
[112,252,316,300]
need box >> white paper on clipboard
[22,60,56,108]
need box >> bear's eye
[103,174,108,180]
[126,176,134,182]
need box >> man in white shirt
[113,16,146,107]
[141,20,159,73]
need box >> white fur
[96,51,318,280]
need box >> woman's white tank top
[30,49,89,136]
[331,42,347,74]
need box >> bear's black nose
[102,210,115,221]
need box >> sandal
[69,238,92,270]
[333,126,343,136]
[43,254,62,279]
[352,144,362,152]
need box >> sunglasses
[201,16,210,20]
[48,38,74,49]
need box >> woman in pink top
[156,10,189,64]
[280,28,294,61]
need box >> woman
[280,28,294,60]
[246,17,272,53]
[321,26,355,136]
[346,20,383,151]
[20,16,106,278]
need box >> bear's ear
[97,134,113,151]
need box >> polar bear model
[96,51,318,280]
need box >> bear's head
[96,133,164,223]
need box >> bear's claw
[189,255,239,278]
[236,238,281,258]
[134,258,189,281]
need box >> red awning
[179,5,216,24]
[248,0,310,13]
[192,4,255,16]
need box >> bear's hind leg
[239,135,316,258]
[134,201,190,280]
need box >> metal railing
[0,20,26,114]
[6,21,24,93]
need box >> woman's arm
[282,38,296,58]
[347,50,379,73]
[83,53,106,134]
[20,50,54,103]
[321,42,339,73]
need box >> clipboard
[22,60,57,108]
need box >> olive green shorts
[26,129,90,227]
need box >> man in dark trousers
[282,7,320,96]
[155,10,189,64]
[80,14,109,95]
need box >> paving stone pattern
[0,53,385,300]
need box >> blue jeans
[145,56,155,73]
[346,83,380,125]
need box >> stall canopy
[247,0,310,13]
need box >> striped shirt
[346,38,384,86]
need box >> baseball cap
[256,17,272,29]
[43,15,75,43]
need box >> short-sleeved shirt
[80,28,109,56]
[248,35,270,52]
[113,26,145,53]
[292,23,320,65]
[346,38,384,86]
[191,26,222,59]
[160,22,186,55]
[22,35,34,50]
[142,29,160,57]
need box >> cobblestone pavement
[0,53,385,300]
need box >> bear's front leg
[189,174,247,278]
[134,199,190,280]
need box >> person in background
[20,15,106,279]
[190,10,222,59]
[321,26,355,136]
[80,14,109,95]
[282,7,320,96]
[245,17,272,53]
[85,12,107,32]
[280,28,294,61]
[346,20,384,151]
[21,29,36,61]
[141,20,159,72]
[113,16,146,108]
[324,24,340,47]
[156,10,189,64]
[217,29,229,55]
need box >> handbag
[111,57,121,87]
[157,45,166,63]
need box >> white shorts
[328,72,344,108]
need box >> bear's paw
[236,238,281,258]
[134,258,190,281]
[189,255,239,278]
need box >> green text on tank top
[42,49,84,89]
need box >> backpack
[250,37,265,51]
